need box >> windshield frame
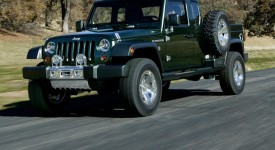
[86,0,164,31]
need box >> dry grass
[0,29,61,95]
[0,91,29,110]
[0,38,42,94]
[245,36,275,51]
[246,50,275,71]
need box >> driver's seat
[125,7,143,22]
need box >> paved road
[0,69,275,150]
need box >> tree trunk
[60,0,71,33]
[45,0,53,27]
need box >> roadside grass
[0,91,29,110]
[246,50,275,71]
[0,39,42,94]
[0,66,28,93]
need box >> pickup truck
[23,0,248,116]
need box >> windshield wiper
[112,24,135,30]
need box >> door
[189,0,204,66]
[163,0,194,72]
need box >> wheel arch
[111,42,164,74]
[132,47,164,74]
[229,38,245,58]
[27,46,43,59]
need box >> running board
[162,67,224,81]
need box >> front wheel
[119,58,162,117]
[28,80,70,114]
[219,52,246,95]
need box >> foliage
[245,0,275,37]
[0,0,45,30]
[200,0,256,23]
[0,0,274,37]
[0,0,93,32]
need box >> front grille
[55,41,95,63]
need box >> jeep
[23,0,248,116]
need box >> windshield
[87,0,163,30]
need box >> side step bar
[162,67,224,81]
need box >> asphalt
[0,68,275,150]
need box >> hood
[48,29,160,42]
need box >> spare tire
[199,11,231,56]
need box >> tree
[236,0,257,11]
[45,0,58,27]
[200,0,244,23]
[245,0,275,36]
[81,0,94,19]
[0,0,45,30]
[60,0,71,33]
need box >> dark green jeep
[23,0,248,116]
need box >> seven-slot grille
[55,41,95,63]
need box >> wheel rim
[139,70,157,105]
[218,19,229,46]
[48,91,66,104]
[233,60,244,87]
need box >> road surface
[0,69,275,150]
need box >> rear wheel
[28,80,70,114]
[119,58,162,117]
[219,52,246,95]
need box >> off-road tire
[219,52,245,95]
[119,58,162,117]
[199,11,231,56]
[28,80,70,114]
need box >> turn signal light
[101,55,108,61]
[44,57,51,64]
[130,48,135,54]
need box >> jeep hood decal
[47,29,160,41]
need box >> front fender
[111,42,158,57]
[27,46,43,59]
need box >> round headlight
[98,39,110,52]
[76,54,87,66]
[52,55,62,66]
[46,42,56,54]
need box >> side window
[117,8,126,22]
[142,7,160,21]
[166,2,188,24]
[92,7,112,24]
[190,1,200,20]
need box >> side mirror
[168,14,180,26]
[76,20,86,32]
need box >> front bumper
[23,65,129,80]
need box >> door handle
[184,34,193,38]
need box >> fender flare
[27,46,43,59]
[111,42,158,57]
[228,38,248,62]
[111,42,164,73]
[229,38,244,55]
